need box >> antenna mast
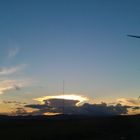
[62,80,65,114]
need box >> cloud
[117,98,140,106]
[80,103,128,116]
[0,64,26,75]
[0,63,29,95]
[0,80,26,94]
[8,46,19,59]
[132,106,140,110]
[4,95,140,116]
[34,95,88,106]
[25,97,129,116]
[3,100,26,106]
[11,108,29,116]
[44,98,79,107]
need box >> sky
[0,0,140,115]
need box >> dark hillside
[0,115,140,140]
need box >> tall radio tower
[62,80,65,114]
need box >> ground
[0,115,139,140]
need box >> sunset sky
[0,0,140,115]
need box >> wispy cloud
[8,46,19,59]
[117,98,140,106]
[0,80,26,94]
[0,64,26,75]
[3,100,26,105]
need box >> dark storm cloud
[80,103,128,116]
[132,106,140,110]
[11,108,28,116]
[44,99,79,107]
[25,104,51,109]
[25,98,131,116]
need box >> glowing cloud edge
[34,94,88,106]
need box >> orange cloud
[0,80,26,94]
[117,98,140,106]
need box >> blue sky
[0,0,140,113]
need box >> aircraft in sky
[127,34,140,38]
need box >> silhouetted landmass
[0,114,140,140]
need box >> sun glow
[43,112,62,116]
[34,94,88,106]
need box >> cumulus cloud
[8,46,19,59]
[80,103,128,116]
[0,64,26,75]
[0,80,26,94]
[25,97,130,116]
